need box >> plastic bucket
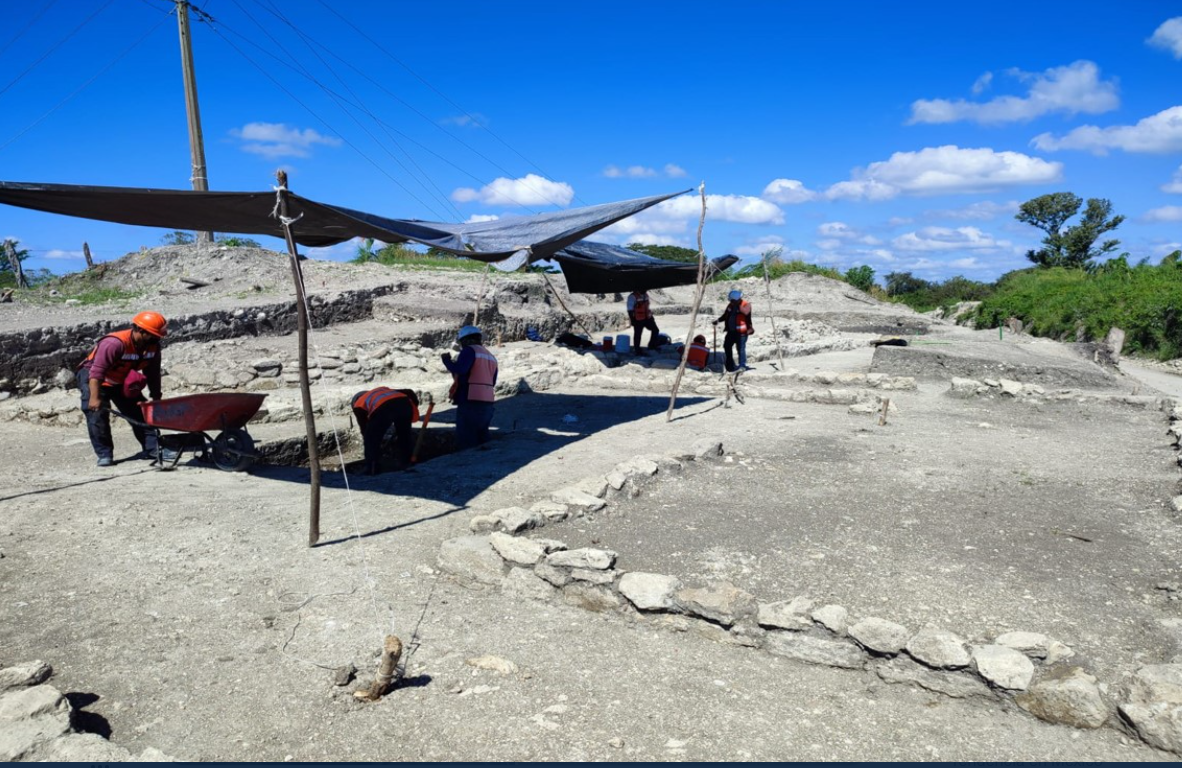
[603,336,614,352]
[614,334,631,354]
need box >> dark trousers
[632,316,659,350]
[361,398,415,472]
[77,368,157,460]
[456,401,495,450]
[723,330,748,372]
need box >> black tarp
[0,180,685,263]
[552,241,739,293]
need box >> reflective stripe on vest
[686,342,709,369]
[467,345,498,403]
[80,329,159,387]
[730,301,752,334]
[632,294,651,321]
[352,387,420,422]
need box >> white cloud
[603,164,657,179]
[43,249,84,260]
[924,200,1021,221]
[1149,17,1182,58]
[230,122,341,159]
[465,214,500,223]
[1033,105,1182,154]
[619,233,686,247]
[658,194,785,225]
[1164,165,1182,193]
[825,146,1062,200]
[1144,205,1182,223]
[888,216,914,226]
[762,178,817,204]
[908,61,1119,125]
[604,163,687,179]
[451,174,574,206]
[816,221,880,246]
[733,236,790,257]
[441,113,489,127]
[891,226,1012,253]
[971,72,993,95]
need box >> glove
[441,353,452,364]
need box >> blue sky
[2,1,1181,283]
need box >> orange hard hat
[132,310,168,338]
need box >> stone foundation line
[438,436,1182,756]
[0,661,179,762]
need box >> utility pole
[176,0,213,244]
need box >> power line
[0,0,117,99]
[0,0,62,60]
[313,0,587,207]
[0,12,172,152]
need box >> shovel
[411,392,435,464]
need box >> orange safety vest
[686,342,709,370]
[729,300,753,334]
[79,329,160,387]
[466,345,498,403]
[631,293,651,321]
[352,387,420,422]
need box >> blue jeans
[456,401,495,450]
[723,331,749,372]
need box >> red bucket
[602,336,614,352]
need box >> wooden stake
[540,271,595,338]
[761,248,785,370]
[666,183,709,422]
[355,635,403,701]
[82,242,94,269]
[275,170,321,547]
[878,398,890,426]
[411,393,435,464]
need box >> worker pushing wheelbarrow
[112,392,267,472]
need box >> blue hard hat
[457,325,482,341]
[728,290,742,300]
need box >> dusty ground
[2,249,1182,761]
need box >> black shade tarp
[553,241,739,293]
[0,180,686,263]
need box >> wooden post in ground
[665,182,709,422]
[274,170,321,546]
[5,240,28,288]
[355,635,403,701]
[175,0,213,243]
[82,242,95,269]
[878,398,890,426]
[761,248,785,370]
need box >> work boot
[96,456,113,468]
[160,448,180,463]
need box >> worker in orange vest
[76,311,167,467]
[685,334,710,370]
[350,387,420,475]
[442,325,499,449]
[627,289,660,353]
[714,289,754,372]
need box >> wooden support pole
[411,393,435,464]
[82,242,95,269]
[761,247,785,370]
[355,634,403,701]
[666,182,709,422]
[5,240,28,289]
[275,170,321,546]
[540,271,595,339]
[878,397,891,427]
[175,0,213,243]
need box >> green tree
[1016,192,1124,269]
[844,264,875,292]
[625,243,701,264]
[1,238,29,287]
[884,271,932,296]
[161,230,196,245]
[216,235,261,247]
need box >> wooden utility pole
[275,170,321,546]
[665,183,709,422]
[82,242,94,269]
[176,0,213,244]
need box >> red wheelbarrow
[139,393,267,472]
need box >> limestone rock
[0,661,52,692]
[948,377,983,398]
[1120,703,1182,755]
[811,604,849,636]
[619,573,681,611]
[690,438,724,459]
[757,597,816,631]
[972,644,1035,691]
[906,628,971,670]
[1121,664,1182,706]
[437,536,505,585]
[546,548,617,570]
[574,476,609,499]
[849,617,910,655]
[995,630,1053,659]
[465,655,518,675]
[550,487,606,512]
[765,632,865,670]
[570,568,620,586]
[562,583,621,612]
[489,532,547,565]
[1016,666,1108,729]
[534,561,570,587]
[491,507,543,534]
[529,500,569,522]
[876,659,991,699]
[1171,496,1182,515]
[38,733,131,762]
[501,568,557,601]
[605,470,627,491]
[675,582,757,627]
[999,379,1023,396]
[468,515,500,533]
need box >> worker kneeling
[351,387,420,475]
[685,334,709,371]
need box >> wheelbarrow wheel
[211,428,255,472]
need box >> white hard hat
[728,289,742,300]
[457,325,482,341]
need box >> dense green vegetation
[884,272,994,313]
[352,239,488,272]
[160,231,263,247]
